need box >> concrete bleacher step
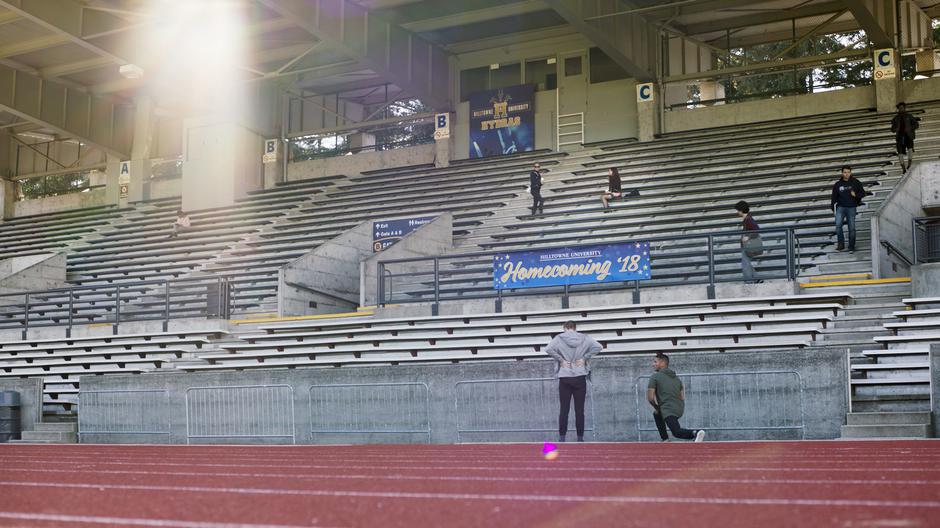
[9,425,78,443]
[845,411,933,426]
[840,422,933,439]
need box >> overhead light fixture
[119,63,145,79]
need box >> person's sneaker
[559,434,566,443]
[836,244,845,251]
[849,247,856,253]
[694,430,706,443]
[661,438,671,442]
[577,436,584,442]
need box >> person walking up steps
[529,162,545,216]
[648,353,705,442]
[891,102,920,174]
[545,320,602,442]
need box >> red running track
[1,441,940,527]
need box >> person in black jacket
[891,102,920,174]
[831,165,866,253]
[529,162,545,216]
[600,167,622,209]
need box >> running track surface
[2,441,940,527]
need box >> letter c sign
[636,83,654,103]
[877,50,891,67]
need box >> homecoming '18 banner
[373,216,436,252]
[493,242,651,290]
[469,84,535,159]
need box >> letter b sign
[434,113,450,140]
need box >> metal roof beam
[0,63,131,157]
[543,0,656,81]
[682,1,847,36]
[400,0,546,32]
[257,0,452,109]
[0,0,132,65]
[844,0,895,48]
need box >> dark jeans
[558,375,587,437]
[531,188,544,213]
[834,205,856,250]
[654,412,695,440]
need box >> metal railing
[634,370,805,440]
[0,275,232,337]
[185,384,295,444]
[78,389,172,443]
[912,216,940,264]
[377,227,801,313]
[309,382,431,443]
[454,377,597,442]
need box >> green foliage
[17,172,91,201]
[715,31,871,103]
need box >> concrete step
[33,422,77,433]
[807,272,872,282]
[17,430,77,443]
[845,411,933,426]
[840,423,932,439]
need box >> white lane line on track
[1,459,937,474]
[0,512,330,528]
[3,466,939,486]
[2,481,939,509]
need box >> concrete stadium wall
[287,144,436,183]
[871,163,936,279]
[148,177,182,201]
[663,86,875,134]
[0,253,66,296]
[78,347,846,444]
[12,188,109,218]
[0,378,43,434]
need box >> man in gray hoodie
[544,320,602,442]
[648,353,705,442]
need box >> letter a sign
[874,49,896,80]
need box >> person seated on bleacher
[170,209,192,238]
[735,200,762,284]
[600,167,639,209]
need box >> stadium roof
[0,0,936,147]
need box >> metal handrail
[1,274,232,337]
[377,226,802,311]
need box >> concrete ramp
[278,213,453,316]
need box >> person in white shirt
[170,209,192,238]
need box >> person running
[545,320,602,442]
[891,102,920,174]
[830,165,866,253]
[529,162,545,216]
[735,200,762,284]
[647,353,705,442]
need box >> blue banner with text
[469,84,535,159]
[373,216,437,252]
[493,242,651,290]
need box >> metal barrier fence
[913,216,940,264]
[0,274,232,337]
[78,389,171,443]
[378,227,800,313]
[634,370,805,440]
[455,377,596,442]
[185,384,295,444]
[309,382,431,442]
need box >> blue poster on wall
[469,84,535,159]
[493,242,651,290]
[373,216,437,252]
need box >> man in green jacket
[647,353,705,442]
